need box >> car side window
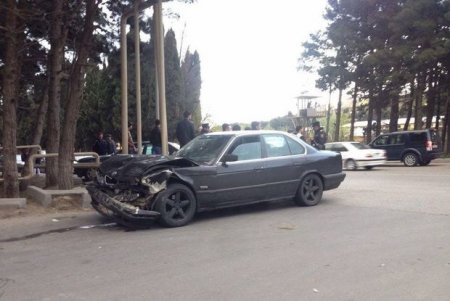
[389,134,404,145]
[227,136,262,161]
[263,134,291,158]
[374,135,389,146]
[409,132,426,143]
[286,136,305,155]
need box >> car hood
[98,154,198,181]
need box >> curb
[0,198,27,209]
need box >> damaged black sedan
[87,131,346,227]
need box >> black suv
[369,129,441,167]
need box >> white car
[325,141,386,170]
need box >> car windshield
[350,142,370,150]
[176,135,232,164]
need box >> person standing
[295,125,305,141]
[93,131,109,155]
[311,121,327,150]
[200,123,210,135]
[222,123,231,131]
[251,121,261,130]
[105,134,116,155]
[232,124,241,131]
[176,111,195,147]
[128,122,137,154]
[149,119,162,155]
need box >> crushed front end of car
[87,154,197,227]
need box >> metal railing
[0,146,100,182]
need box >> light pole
[120,0,169,155]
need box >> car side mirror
[221,154,238,165]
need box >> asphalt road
[1,160,450,301]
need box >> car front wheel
[403,153,418,167]
[155,183,197,227]
[294,174,323,206]
[345,159,357,170]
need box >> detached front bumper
[87,185,160,225]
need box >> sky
[162,0,329,125]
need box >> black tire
[364,166,374,170]
[155,183,197,227]
[345,159,357,170]
[403,152,418,167]
[294,174,323,206]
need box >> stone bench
[27,186,91,209]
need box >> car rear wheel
[345,159,357,170]
[155,183,197,227]
[294,174,323,206]
[403,153,418,167]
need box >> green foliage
[76,23,202,150]
[300,0,450,148]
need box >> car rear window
[286,136,306,155]
[263,135,291,158]
[350,142,369,150]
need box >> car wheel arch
[297,170,324,189]
[344,158,357,170]
[148,173,198,211]
[401,149,422,162]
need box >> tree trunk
[350,82,358,141]
[46,0,67,188]
[366,88,374,143]
[1,0,22,197]
[58,0,98,189]
[389,93,399,133]
[375,86,383,137]
[443,96,449,155]
[325,85,332,136]
[435,85,441,132]
[21,88,49,188]
[334,88,343,141]
[404,79,415,131]
[425,71,436,129]
[414,73,425,130]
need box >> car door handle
[253,166,264,171]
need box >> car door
[206,135,266,208]
[371,134,404,160]
[259,134,306,200]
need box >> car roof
[386,129,431,135]
[325,141,363,145]
[203,130,292,137]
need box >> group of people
[94,112,328,157]
[292,122,327,150]
[92,132,117,156]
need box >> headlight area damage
[87,156,197,228]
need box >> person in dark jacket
[200,123,210,135]
[176,111,195,147]
[93,131,109,155]
[311,121,327,150]
[149,119,162,155]
[105,134,116,155]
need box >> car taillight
[426,140,432,151]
